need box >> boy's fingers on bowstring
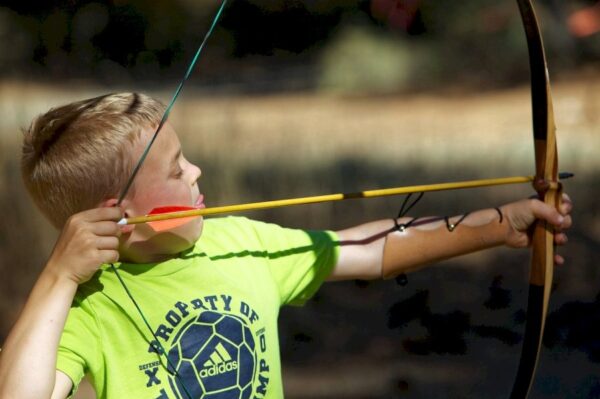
[90,220,123,237]
[98,249,120,264]
[79,206,124,223]
[95,236,120,251]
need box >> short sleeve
[56,297,102,396]
[244,219,340,306]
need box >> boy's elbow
[0,370,68,399]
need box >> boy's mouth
[194,194,205,209]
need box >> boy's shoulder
[70,216,327,301]
[202,215,275,232]
[200,216,289,246]
[72,217,279,291]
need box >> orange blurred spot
[370,0,421,31]
[568,3,600,37]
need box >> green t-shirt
[57,216,339,399]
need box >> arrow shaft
[122,175,546,225]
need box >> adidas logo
[199,343,238,378]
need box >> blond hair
[22,93,165,228]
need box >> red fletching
[147,206,198,232]
[149,206,196,214]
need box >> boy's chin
[155,223,203,254]
[124,221,203,262]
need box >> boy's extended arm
[0,207,122,399]
[330,197,572,281]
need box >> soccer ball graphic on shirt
[167,311,257,399]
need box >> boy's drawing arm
[329,197,571,282]
[0,207,122,399]
[51,371,75,399]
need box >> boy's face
[119,122,203,262]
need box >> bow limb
[510,1,560,398]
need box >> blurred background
[0,0,599,398]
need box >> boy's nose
[192,164,202,184]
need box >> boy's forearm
[333,207,508,281]
[382,207,506,278]
[0,262,77,398]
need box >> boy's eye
[173,167,184,178]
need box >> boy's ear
[99,198,135,234]
[100,198,120,208]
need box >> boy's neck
[118,225,199,264]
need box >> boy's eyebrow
[170,148,182,169]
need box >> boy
[0,93,571,399]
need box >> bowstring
[110,1,229,397]
[117,0,229,205]
[110,264,193,399]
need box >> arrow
[118,173,573,231]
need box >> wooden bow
[510,1,560,397]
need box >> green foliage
[1,1,595,91]
[317,26,418,93]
